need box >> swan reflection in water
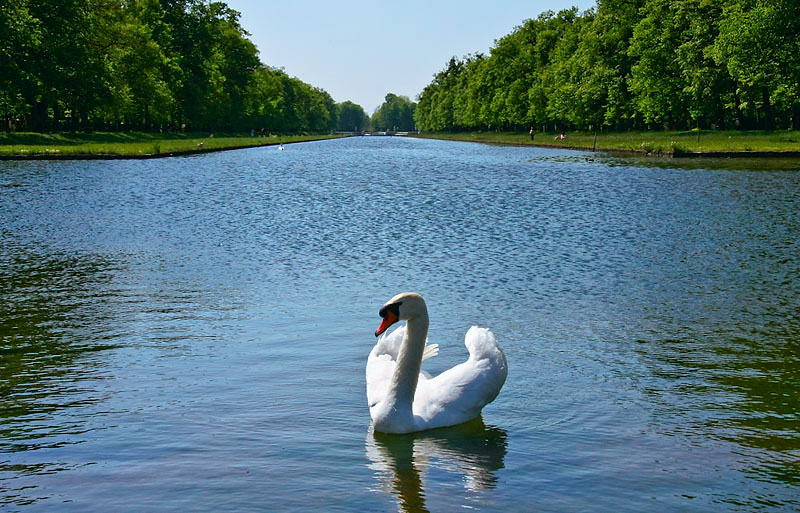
[365,417,507,513]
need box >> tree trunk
[53,103,62,131]
[762,90,774,130]
[793,103,800,130]
[31,100,47,132]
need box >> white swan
[367,292,507,434]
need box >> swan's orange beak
[375,310,398,337]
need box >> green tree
[568,0,643,130]
[452,53,489,129]
[414,0,798,132]
[15,0,109,130]
[0,0,41,128]
[337,101,369,132]
[543,9,586,129]
[164,0,259,130]
[101,0,176,129]
[245,66,285,132]
[628,0,688,128]
[414,57,462,131]
[372,93,416,131]
[629,0,731,129]
[1,0,339,133]
[714,0,800,129]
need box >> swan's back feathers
[412,326,507,428]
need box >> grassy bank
[412,130,800,156]
[0,132,345,159]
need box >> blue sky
[226,1,597,113]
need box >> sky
[226,0,597,114]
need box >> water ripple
[1,137,798,511]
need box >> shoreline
[3,131,800,160]
[0,134,348,161]
[407,131,800,158]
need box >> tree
[414,57,462,131]
[1,0,338,133]
[337,101,369,132]
[570,0,643,130]
[372,93,416,131]
[414,0,799,132]
[714,0,800,129]
[629,0,731,130]
[101,0,176,129]
[14,0,109,131]
[0,0,41,128]
[245,66,285,132]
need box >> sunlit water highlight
[1,137,798,511]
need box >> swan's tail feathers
[465,326,506,365]
[464,326,508,405]
[422,343,439,361]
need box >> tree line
[1,0,372,134]
[370,93,416,131]
[414,0,800,132]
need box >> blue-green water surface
[1,137,798,512]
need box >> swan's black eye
[379,302,401,318]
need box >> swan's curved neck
[390,312,429,408]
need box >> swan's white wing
[413,326,507,427]
[366,326,409,411]
[375,326,437,361]
[367,325,439,412]
[374,325,405,359]
[366,350,395,413]
[422,344,439,361]
[366,331,400,411]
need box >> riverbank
[0,132,346,159]
[411,130,800,157]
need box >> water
[1,137,798,512]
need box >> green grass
[0,131,346,158]
[5,130,798,158]
[412,130,800,155]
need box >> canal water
[1,137,798,512]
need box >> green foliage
[0,0,41,120]
[337,101,369,132]
[1,0,357,134]
[371,93,416,131]
[415,0,800,132]
[713,0,800,129]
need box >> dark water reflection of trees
[634,310,799,491]
[0,251,121,455]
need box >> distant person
[529,127,534,140]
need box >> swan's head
[375,292,427,337]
